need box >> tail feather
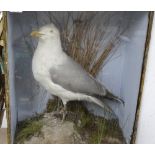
[92,91,124,105]
[105,91,124,105]
[87,96,117,118]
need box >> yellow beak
[30,31,43,37]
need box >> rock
[24,112,85,144]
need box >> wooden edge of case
[131,11,154,144]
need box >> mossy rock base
[15,98,125,144]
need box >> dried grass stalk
[47,12,125,77]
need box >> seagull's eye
[50,30,53,33]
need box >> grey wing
[50,56,107,96]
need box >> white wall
[136,13,155,144]
[0,12,2,20]
[1,110,7,128]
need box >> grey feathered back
[50,56,107,96]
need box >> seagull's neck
[37,37,63,55]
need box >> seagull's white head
[31,23,60,40]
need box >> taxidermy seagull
[31,23,124,121]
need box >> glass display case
[0,11,153,144]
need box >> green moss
[46,97,63,113]
[66,101,125,144]
[15,115,43,144]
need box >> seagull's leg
[57,97,62,112]
[61,100,67,122]
[62,104,67,122]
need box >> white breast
[32,45,66,82]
